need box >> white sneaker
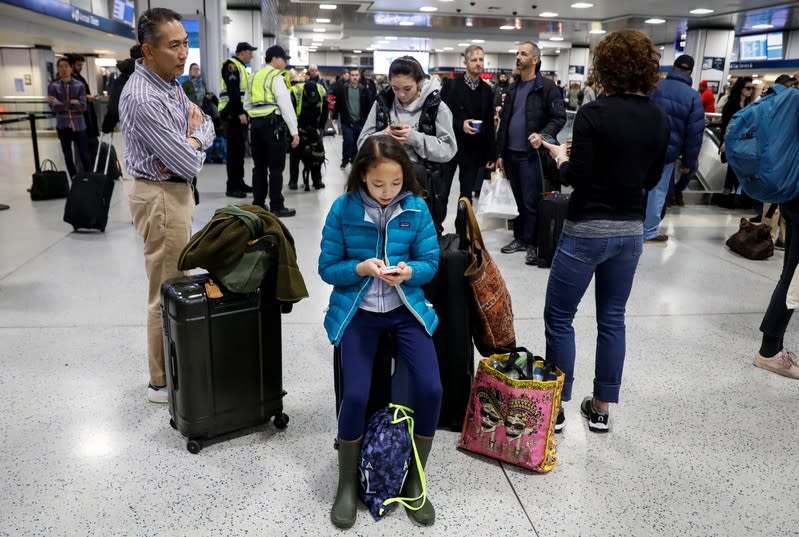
[147,383,169,404]
[753,350,799,379]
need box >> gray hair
[464,45,484,59]
[137,8,182,46]
[518,41,541,57]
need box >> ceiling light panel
[689,8,714,15]
[319,4,337,9]
[539,12,558,17]
[316,18,330,23]
[645,18,666,24]
[420,6,438,12]
[571,2,593,7]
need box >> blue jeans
[760,199,799,339]
[340,121,363,166]
[337,308,442,440]
[644,162,675,239]
[504,150,543,246]
[544,233,643,403]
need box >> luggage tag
[205,279,224,299]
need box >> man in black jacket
[101,45,142,134]
[442,45,496,216]
[495,41,566,265]
[333,67,373,168]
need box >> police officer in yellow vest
[220,41,256,198]
[245,45,299,217]
[289,76,328,191]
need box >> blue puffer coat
[649,70,705,170]
[319,191,440,345]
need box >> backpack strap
[378,404,428,515]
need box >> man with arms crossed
[120,8,215,403]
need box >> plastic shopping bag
[477,171,519,220]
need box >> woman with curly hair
[538,29,669,433]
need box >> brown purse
[461,197,516,356]
[726,218,774,260]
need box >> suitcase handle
[169,340,179,391]
[92,132,113,175]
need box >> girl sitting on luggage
[318,134,442,529]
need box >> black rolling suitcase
[332,199,473,434]
[64,132,115,232]
[423,199,473,430]
[536,192,570,268]
[161,271,288,454]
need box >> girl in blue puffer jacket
[320,135,442,529]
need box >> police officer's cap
[265,45,291,62]
[236,42,257,53]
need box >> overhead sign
[729,59,799,71]
[5,0,136,39]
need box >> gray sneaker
[753,350,799,379]
[501,239,527,254]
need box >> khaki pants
[128,179,194,386]
[764,203,787,244]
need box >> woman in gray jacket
[358,56,457,231]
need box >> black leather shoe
[273,207,297,218]
[304,185,311,192]
[525,247,538,266]
[314,182,326,189]
[241,184,253,193]
[225,190,246,198]
[339,162,347,170]
[288,183,298,190]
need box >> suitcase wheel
[186,439,203,454]
[273,413,290,430]
[169,418,177,430]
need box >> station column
[683,28,736,97]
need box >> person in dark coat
[442,45,496,214]
[101,45,141,134]
[69,54,99,141]
[332,67,373,168]
[644,54,704,242]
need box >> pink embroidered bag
[458,349,564,473]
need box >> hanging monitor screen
[739,32,783,61]
[373,51,430,75]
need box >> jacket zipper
[384,206,430,334]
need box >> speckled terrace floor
[0,133,797,537]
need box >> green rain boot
[331,438,361,529]
[403,435,435,525]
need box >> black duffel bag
[30,159,69,201]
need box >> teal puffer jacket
[319,191,440,345]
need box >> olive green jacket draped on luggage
[178,204,309,302]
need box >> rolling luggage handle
[92,132,113,177]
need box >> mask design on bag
[504,396,544,458]
[476,387,504,448]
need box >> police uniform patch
[227,62,237,73]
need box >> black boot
[331,438,361,529]
[403,435,435,525]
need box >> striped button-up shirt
[119,60,214,181]
[48,78,87,131]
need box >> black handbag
[30,159,69,201]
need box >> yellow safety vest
[218,57,248,112]
[247,65,292,118]
[293,81,326,117]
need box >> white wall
[225,10,262,71]
[785,29,799,60]
[309,51,344,67]
[0,47,55,98]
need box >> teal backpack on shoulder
[725,85,799,203]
